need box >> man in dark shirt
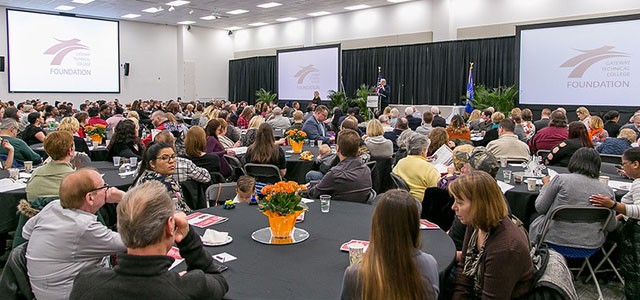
[603,110,622,138]
[307,129,372,203]
[430,106,447,128]
[405,107,421,131]
[70,181,229,300]
[383,117,409,152]
[533,108,551,132]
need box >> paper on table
[167,246,184,270]
[186,212,229,228]
[202,229,229,244]
[433,164,449,174]
[609,180,631,191]
[301,198,314,203]
[19,172,31,179]
[496,180,515,193]
[118,170,136,176]
[0,178,26,192]
[213,252,237,263]
[547,169,558,180]
[431,144,453,166]
[227,146,248,155]
[509,163,523,167]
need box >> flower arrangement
[259,181,308,216]
[85,124,107,142]
[285,129,307,143]
[300,151,314,161]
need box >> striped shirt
[622,178,640,219]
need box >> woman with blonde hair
[58,116,90,155]
[340,189,439,300]
[588,116,609,143]
[576,106,592,128]
[467,110,482,131]
[597,128,637,155]
[364,119,393,158]
[240,115,265,147]
[217,118,239,149]
[450,171,533,298]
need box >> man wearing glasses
[22,168,127,300]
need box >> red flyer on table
[340,239,370,252]
[186,212,229,228]
[167,246,184,270]
[420,219,440,230]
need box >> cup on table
[500,157,508,168]
[92,141,99,149]
[320,195,331,213]
[526,178,537,191]
[8,168,19,180]
[130,157,138,167]
[348,243,365,266]
[503,170,512,183]
[105,140,111,146]
[317,140,323,147]
[599,175,610,185]
[23,161,33,172]
[113,156,122,167]
[514,174,523,184]
[310,140,316,147]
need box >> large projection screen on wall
[277,45,340,101]
[517,15,640,107]
[7,9,120,93]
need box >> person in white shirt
[266,107,291,131]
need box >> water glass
[92,141,99,149]
[317,140,323,147]
[113,156,122,167]
[310,140,316,147]
[500,157,508,168]
[320,195,331,213]
[503,170,512,183]
[23,161,33,172]
[8,168,19,181]
[598,176,610,185]
[129,157,138,167]
[527,178,537,191]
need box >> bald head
[60,168,102,209]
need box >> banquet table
[498,164,632,228]
[29,142,109,162]
[177,201,456,300]
[282,145,320,183]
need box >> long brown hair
[185,126,206,158]
[428,127,448,155]
[448,171,508,231]
[246,123,279,164]
[359,190,434,300]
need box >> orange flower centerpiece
[259,181,308,239]
[85,124,107,144]
[285,129,306,153]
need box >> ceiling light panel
[308,11,330,17]
[166,1,190,6]
[200,15,217,20]
[257,2,282,9]
[227,9,249,15]
[143,7,163,13]
[72,0,94,4]
[249,22,269,26]
[276,17,297,22]
[177,21,196,25]
[225,26,243,30]
[345,5,370,10]
[121,14,141,19]
[55,5,75,11]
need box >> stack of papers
[419,219,440,230]
[609,180,631,191]
[186,212,229,228]
[0,178,26,192]
[496,180,515,193]
[227,147,247,155]
[432,144,453,166]
[340,239,370,252]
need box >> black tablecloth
[282,145,318,183]
[499,165,631,228]
[30,143,109,162]
[178,201,455,299]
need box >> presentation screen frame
[276,44,341,101]
[515,13,640,107]
[6,8,121,93]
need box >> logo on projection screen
[44,38,92,76]
[560,46,631,89]
[294,65,320,90]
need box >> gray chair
[390,173,410,191]
[600,153,622,164]
[364,160,377,172]
[536,150,551,158]
[206,182,239,207]
[0,242,34,300]
[334,187,377,204]
[224,154,246,180]
[244,163,283,185]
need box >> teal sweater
[0,135,43,164]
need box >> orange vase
[89,134,103,144]
[264,210,303,239]
[289,139,304,154]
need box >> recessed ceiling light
[227,9,249,15]
[168,6,175,11]
[72,0,94,4]
[307,11,330,17]
[257,2,282,9]
[177,21,196,25]
[249,22,268,26]
[55,5,76,11]
[225,26,243,30]
[200,15,217,20]
[345,4,370,10]
[387,0,410,2]
[276,17,297,22]
[166,0,190,6]
[121,14,141,19]
[143,7,163,13]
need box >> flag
[375,66,382,94]
[465,62,475,114]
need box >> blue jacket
[596,137,631,155]
[302,115,331,144]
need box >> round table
[282,145,319,183]
[29,143,109,162]
[178,200,456,299]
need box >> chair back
[390,173,410,191]
[180,180,208,210]
[600,153,622,164]
[536,205,614,249]
[334,187,376,204]
[244,163,283,184]
[536,150,551,158]
[364,161,377,172]
[210,172,226,184]
[224,154,246,180]
[600,162,619,175]
[421,187,456,231]
[0,242,34,300]
[206,182,238,206]
[369,156,394,194]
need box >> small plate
[201,236,233,247]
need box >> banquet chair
[421,187,455,231]
[334,187,377,204]
[180,180,208,210]
[600,153,623,164]
[536,150,550,158]
[0,242,34,300]
[206,182,238,207]
[390,173,410,191]
[224,154,246,181]
[244,163,283,185]
[364,161,377,172]
[534,205,614,300]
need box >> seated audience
[364,119,393,158]
[530,110,568,153]
[307,129,372,202]
[436,144,474,190]
[74,111,89,138]
[302,105,332,145]
[427,127,448,157]
[184,126,220,174]
[405,107,421,130]
[430,106,447,128]
[446,115,471,142]
[450,171,534,299]
[217,118,239,149]
[416,111,434,136]
[234,175,256,203]
[393,134,440,203]
[267,107,291,131]
[236,106,254,129]
[534,108,551,132]
[22,112,46,145]
[389,108,400,128]
[588,116,609,144]
[576,106,592,128]
[511,113,527,141]
[589,147,640,299]
[155,131,212,185]
[486,119,530,162]
[26,131,75,201]
[545,121,593,167]
[23,168,126,300]
[331,107,343,131]
[87,106,108,127]
[466,110,482,131]
[141,111,172,146]
[70,181,229,300]
[305,144,338,182]
[288,110,304,131]
[475,112,504,147]
[204,119,233,177]
[106,119,144,160]
[0,138,15,169]
[597,128,637,155]
[622,113,640,137]
[603,110,622,137]
[477,109,493,132]
[240,115,265,147]
[244,123,287,178]
[340,189,439,300]
[383,117,409,152]
[59,117,91,155]
[530,148,615,249]
[106,106,125,130]
[520,108,536,141]
[0,119,42,165]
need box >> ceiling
[0,0,411,30]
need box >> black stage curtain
[228,37,515,106]
[228,56,276,104]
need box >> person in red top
[141,111,170,146]
[75,111,89,138]
[529,110,568,153]
[237,106,253,130]
[86,106,109,127]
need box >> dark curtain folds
[228,37,515,106]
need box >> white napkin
[202,229,228,244]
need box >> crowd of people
[1,96,640,299]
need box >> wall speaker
[123,63,130,76]
[0,56,4,72]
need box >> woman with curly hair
[427,127,449,157]
[446,115,471,142]
[106,119,144,160]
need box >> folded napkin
[202,229,228,244]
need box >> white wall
[0,7,234,106]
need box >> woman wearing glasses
[134,142,190,212]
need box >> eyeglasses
[88,183,111,194]
[156,154,177,162]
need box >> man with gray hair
[267,107,291,131]
[70,181,229,300]
[392,133,440,203]
[621,113,640,137]
[405,107,421,131]
[430,106,447,128]
[0,118,42,164]
[142,110,170,146]
[378,114,393,132]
